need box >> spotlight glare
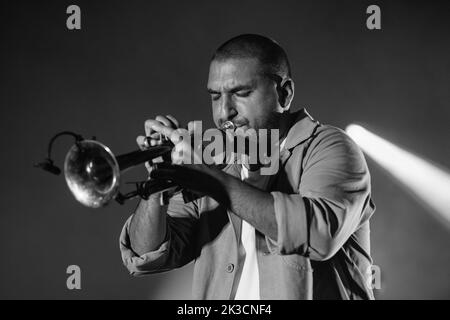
[346,124,450,228]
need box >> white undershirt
[234,138,287,300]
[234,165,261,300]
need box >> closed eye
[235,90,252,98]
[210,93,221,101]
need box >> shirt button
[226,263,234,273]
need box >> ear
[276,78,295,111]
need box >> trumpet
[35,121,235,208]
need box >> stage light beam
[346,124,450,229]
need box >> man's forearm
[219,172,278,241]
[129,194,167,256]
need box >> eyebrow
[207,84,254,94]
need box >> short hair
[211,34,291,80]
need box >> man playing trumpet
[119,34,376,300]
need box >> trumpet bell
[64,140,120,208]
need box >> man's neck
[278,111,296,142]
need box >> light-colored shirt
[234,165,260,299]
[120,108,376,300]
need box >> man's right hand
[136,115,180,174]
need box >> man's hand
[138,115,180,147]
[136,115,181,173]
[139,117,207,167]
[150,163,230,205]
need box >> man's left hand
[150,163,230,205]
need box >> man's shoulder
[297,123,366,166]
[285,109,354,151]
[314,123,350,140]
[310,123,359,151]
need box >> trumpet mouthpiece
[221,121,235,130]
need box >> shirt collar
[283,108,320,150]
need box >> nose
[218,95,237,123]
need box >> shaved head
[211,34,291,80]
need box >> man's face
[207,58,284,131]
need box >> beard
[253,110,283,131]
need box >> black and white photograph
[0,0,449,303]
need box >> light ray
[346,124,450,228]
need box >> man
[120,34,376,299]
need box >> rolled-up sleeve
[271,128,373,261]
[119,192,199,276]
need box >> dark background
[1,0,449,299]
